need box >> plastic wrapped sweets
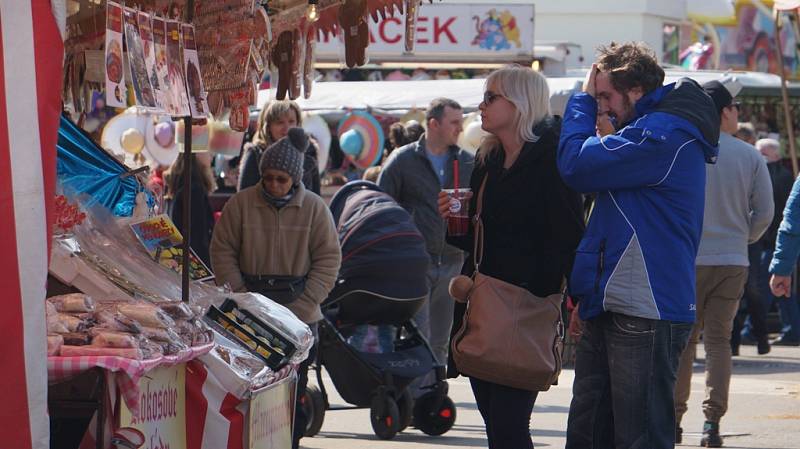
[210,292,313,365]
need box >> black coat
[446,117,585,297]
[171,179,214,267]
[762,161,795,246]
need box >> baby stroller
[301,181,457,440]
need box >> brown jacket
[210,183,341,323]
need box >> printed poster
[120,365,187,449]
[249,376,295,449]
[129,214,214,282]
[105,1,126,108]
[137,11,165,112]
[152,17,176,115]
[166,20,190,116]
[181,24,208,119]
[123,7,158,108]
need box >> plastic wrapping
[48,293,95,313]
[200,330,274,397]
[210,293,313,365]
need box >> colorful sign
[120,365,187,449]
[689,1,799,79]
[249,376,295,449]
[129,214,214,281]
[105,1,126,108]
[315,3,535,61]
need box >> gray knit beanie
[259,128,307,185]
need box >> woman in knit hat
[210,128,341,449]
[238,99,322,194]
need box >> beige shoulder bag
[451,175,564,391]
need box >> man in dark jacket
[378,98,474,393]
[558,42,720,449]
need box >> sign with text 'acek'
[316,3,535,63]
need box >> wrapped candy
[48,293,95,313]
[118,303,175,329]
[47,335,64,356]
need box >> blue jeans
[566,312,692,449]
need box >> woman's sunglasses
[263,174,291,184]
[483,91,506,105]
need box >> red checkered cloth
[48,343,214,418]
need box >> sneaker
[676,425,683,444]
[757,339,771,355]
[701,421,723,448]
[771,335,800,346]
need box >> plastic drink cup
[444,188,472,236]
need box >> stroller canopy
[329,181,429,301]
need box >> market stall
[1,0,435,448]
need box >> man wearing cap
[378,98,474,387]
[674,80,774,447]
[210,128,341,449]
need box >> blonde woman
[439,66,584,449]
[238,100,321,194]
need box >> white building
[534,0,689,67]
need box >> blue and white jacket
[558,79,720,323]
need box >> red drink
[444,188,472,236]
[448,215,470,236]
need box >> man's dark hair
[596,42,665,95]
[426,98,462,123]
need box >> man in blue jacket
[558,42,720,449]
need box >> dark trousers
[566,312,691,449]
[469,376,538,449]
[732,243,771,348]
[293,324,318,449]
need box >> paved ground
[300,345,800,449]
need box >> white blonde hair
[477,65,551,163]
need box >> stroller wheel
[301,385,326,437]
[396,390,414,432]
[370,394,400,440]
[412,392,456,436]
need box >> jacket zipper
[594,238,606,294]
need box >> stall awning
[0,1,64,449]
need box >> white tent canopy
[257,77,584,117]
[258,69,792,121]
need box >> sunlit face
[720,102,740,133]
[268,112,298,141]
[261,168,293,197]
[479,82,516,135]
[595,71,643,128]
[429,106,464,147]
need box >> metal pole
[773,10,799,176]
[181,0,195,303]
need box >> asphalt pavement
[300,344,800,449]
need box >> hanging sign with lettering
[316,3,535,61]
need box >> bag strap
[473,174,489,272]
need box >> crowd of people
[159,41,800,449]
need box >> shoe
[771,335,800,346]
[675,425,683,444]
[757,339,771,355]
[731,346,739,356]
[701,421,723,448]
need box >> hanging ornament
[404,0,421,53]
